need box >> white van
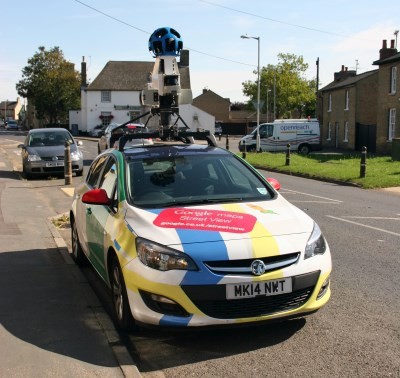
[239,118,321,154]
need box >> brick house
[319,39,399,153]
[372,39,400,154]
[0,98,23,122]
[193,89,268,135]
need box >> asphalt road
[1,131,399,378]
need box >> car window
[99,157,118,210]
[28,131,73,147]
[127,153,272,207]
[87,155,108,188]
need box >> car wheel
[22,165,32,180]
[76,169,83,177]
[71,219,87,265]
[110,255,135,331]
[298,144,310,154]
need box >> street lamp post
[241,34,260,152]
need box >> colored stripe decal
[159,314,193,327]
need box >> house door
[355,123,376,153]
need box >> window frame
[327,122,332,141]
[327,93,332,112]
[343,121,349,142]
[390,66,397,94]
[101,90,111,102]
[388,108,396,141]
[344,90,349,110]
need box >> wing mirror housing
[82,188,111,205]
[266,177,281,191]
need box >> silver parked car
[18,128,83,179]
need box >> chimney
[334,65,356,82]
[81,56,87,88]
[379,39,397,60]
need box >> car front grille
[204,252,300,275]
[182,271,319,319]
[41,156,65,161]
[190,287,312,319]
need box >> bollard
[64,140,72,185]
[360,146,367,178]
[242,140,246,159]
[225,134,229,150]
[285,143,291,166]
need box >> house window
[344,121,349,142]
[388,108,396,141]
[328,94,332,112]
[390,66,397,94]
[344,90,349,110]
[101,91,111,102]
[101,112,112,126]
[327,122,332,141]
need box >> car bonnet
[124,196,314,249]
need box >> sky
[1,0,399,105]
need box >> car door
[259,124,276,151]
[75,155,109,254]
[84,156,118,280]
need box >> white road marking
[282,189,343,203]
[341,216,400,220]
[326,215,400,237]
[289,201,341,204]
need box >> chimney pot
[390,39,395,48]
[341,65,344,71]
[382,40,387,49]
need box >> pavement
[0,143,141,377]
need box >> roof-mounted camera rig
[117,27,217,151]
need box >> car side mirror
[82,188,111,206]
[266,177,281,191]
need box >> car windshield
[28,132,73,147]
[127,153,273,208]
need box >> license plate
[45,162,64,167]
[226,278,292,300]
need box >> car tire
[298,144,310,154]
[110,254,136,331]
[22,165,32,180]
[71,218,87,265]
[76,169,83,177]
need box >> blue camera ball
[149,27,183,57]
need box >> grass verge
[243,152,400,189]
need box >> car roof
[28,128,70,134]
[122,143,230,160]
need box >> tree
[242,53,317,119]
[16,46,81,124]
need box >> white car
[71,140,331,331]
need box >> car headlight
[27,153,41,162]
[305,223,327,259]
[136,237,197,271]
[70,150,82,161]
